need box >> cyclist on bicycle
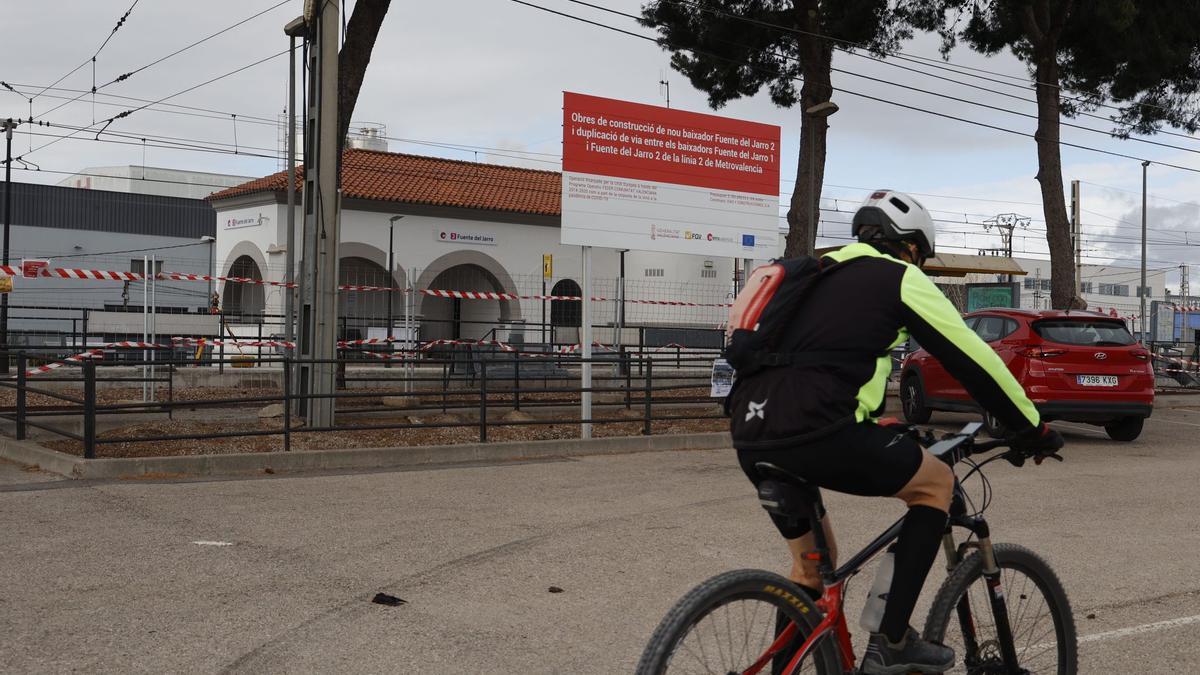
[729,190,1064,674]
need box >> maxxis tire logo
[763,584,811,612]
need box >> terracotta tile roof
[207,149,561,216]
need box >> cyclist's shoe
[860,627,954,674]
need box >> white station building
[207,149,751,344]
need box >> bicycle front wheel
[635,569,841,675]
[924,543,1078,674]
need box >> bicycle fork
[944,517,1024,675]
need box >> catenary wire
[569,0,1200,158]
[36,1,290,121]
[653,0,1193,123]
[29,0,142,104]
[507,0,1200,175]
[18,49,289,161]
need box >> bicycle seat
[754,462,823,520]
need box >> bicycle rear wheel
[923,543,1078,674]
[635,569,841,675]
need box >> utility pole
[386,215,403,367]
[1071,180,1082,299]
[284,16,306,345]
[1140,161,1150,340]
[982,213,1030,283]
[1,118,15,374]
[296,0,340,427]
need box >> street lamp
[1141,160,1150,340]
[200,235,216,310]
[803,101,838,254]
[1,118,16,374]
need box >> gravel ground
[44,408,727,458]
[0,384,711,410]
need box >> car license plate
[1077,375,1118,387]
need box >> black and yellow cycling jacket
[728,242,1040,450]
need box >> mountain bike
[636,422,1077,674]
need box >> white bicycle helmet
[851,190,936,260]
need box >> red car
[899,309,1155,441]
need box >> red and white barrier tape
[555,342,617,354]
[2,266,733,308]
[23,349,105,376]
[1153,353,1197,369]
[418,288,731,307]
[160,271,296,288]
[1092,307,1139,321]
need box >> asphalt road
[2,406,1199,673]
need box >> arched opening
[422,263,514,341]
[550,279,582,345]
[338,256,400,340]
[222,255,265,318]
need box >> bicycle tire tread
[635,569,839,675]
[923,543,1079,674]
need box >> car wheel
[1105,416,1144,442]
[900,374,931,424]
[982,410,1007,439]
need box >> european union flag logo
[742,234,755,247]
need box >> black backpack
[725,255,862,378]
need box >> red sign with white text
[21,259,49,279]
[562,92,780,196]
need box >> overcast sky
[5,0,1200,291]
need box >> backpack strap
[754,350,877,368]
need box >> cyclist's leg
[893,449,954,510]
[736,450,830,597]
[784,515,837,591]
[876,450,953,643]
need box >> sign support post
[542,253,552,346]
[142,255,149,402]
[581,246,593,439]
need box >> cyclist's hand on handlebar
[1013,422,1064,451]
[1008,423,1065,466]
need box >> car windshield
[1032,319,1136,346]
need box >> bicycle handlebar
[919,422,1063,467]
[967,438,1009,453]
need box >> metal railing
[1147,340,1200,388]
[0,349,726,459]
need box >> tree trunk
[338,0,392,152]
[784,46,834,258]
[1031,56,1078,310]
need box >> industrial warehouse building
[0,181,217,342]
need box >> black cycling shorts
[737,421,924,539]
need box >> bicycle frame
[750,479,1025,675]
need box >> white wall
[58,166,254,200]
[1010,257,1166,312]
[214,200,742,332]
